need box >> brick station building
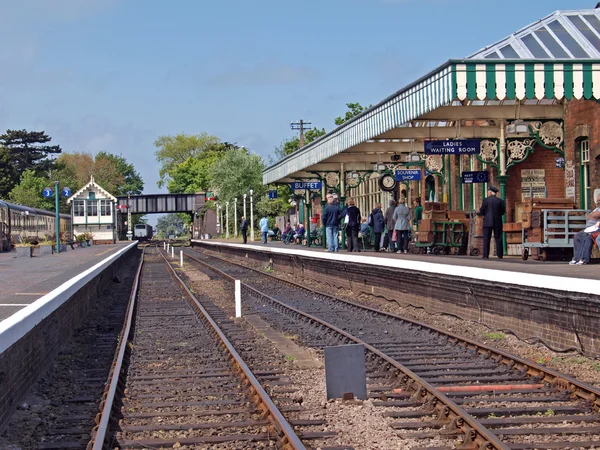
[263,7,600,254]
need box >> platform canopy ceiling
[263,8,600,185]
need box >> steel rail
[88,244,146,450]
[183,249,508,450]
[159,249,306,450]
[194,247,600,408]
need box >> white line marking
[194,241,600,296]
[0,304,29,306]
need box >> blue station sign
[61,187,72,197]
[395,169,422,181]
[291,181,322,190]
[268,190,278,199]
[461,171,489,184]
[424,139,481,155]
[42,188,53,198]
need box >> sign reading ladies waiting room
[424,139,481,155]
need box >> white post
[171,246,174,258]
[167,243,169,252]
[235,280,241,318]
[180,250,183,266]
[226,201,230,239]
[249,189,254,241]
[243,194,247,221]
[234,198,238,237]
[215,203,220,236]
[163,241,166,250]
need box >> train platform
[0,242,134,323]
[195,238,599,290]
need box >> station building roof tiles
[469,9,600,60]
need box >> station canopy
[264,8,600,185]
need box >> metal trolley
[413,220,468,255]
[521,209,588,261]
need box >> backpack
[368,213,373,227]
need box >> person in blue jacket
[321,193,341,252]
[259,216,269,244]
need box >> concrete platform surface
[0,243,131,322]
[203,238,599,280]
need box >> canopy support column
[498,120,508,255]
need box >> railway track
[185,247,600,450]
[88,246,305,449]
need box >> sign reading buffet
[291,181,323,190]
[424,139,481,155]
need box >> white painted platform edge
[193,240,600,297]
[0,241,138,354]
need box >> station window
[100,200,112,216]
[74,200,85,217]
[581,139,591,209]
[87,200,98,217]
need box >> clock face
[379,174,397,192]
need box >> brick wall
[197,242,600,357]
[565,99,600,207]
[504,145,566,222]
[0,247,138,429]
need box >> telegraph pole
[291,119,312,147]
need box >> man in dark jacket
[321,193,341,252]
[240,216,248,244]
[369,203,385,251]
[384,199,396,252]
[478,186,506,259]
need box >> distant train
[0,200,72,252]
[134,223,153,241]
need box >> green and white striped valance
[453,61,600,101]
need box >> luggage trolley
[466,210,481,256]
[413,220,467,255]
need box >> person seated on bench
[293,224,305,244]
[570,192,600,265]
[282,223,293,242]
[268,224,280,241]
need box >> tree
[0,130,62,197]
[154,133,222,188]
[209,148,266,207]
[255,184,292,218]
[8,170,56,211]
[334,102,372,126]
[156,214,185,238]
[95,152,144,195]
[272,128,326,163]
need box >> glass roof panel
[583,14,600,34]
[485,51,501,59]
[499,44,519,58]
[547,20,590,57]
[535,28,570,58]
[568,15,600,52]
[522,34,550,58]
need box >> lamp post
[54,180,60,253]
[126,194,132,241]
[216,202,221,236]
[243,194,247,220]
[234,198,238,237]
[225,201,230,239]
[249,189,254,241]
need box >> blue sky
[1,0,594,223]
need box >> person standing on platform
[369,202,385,252]
[322,193,341,252]
[384,199,397,252]
[241,216,248,244]
[341,197,361,252]
[413,198,423,230]
[393,198,411,253]
[259,215,269,244]
[477,185,506,259]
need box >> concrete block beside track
[0,241,138,429]
[193,240,600,357]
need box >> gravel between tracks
[178,264,446,450]
[202,249,600,387]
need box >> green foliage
[8,170,70,213]
[334,102,372,126]
[156,214,185,238]
[209,148,266,205]
[272,128,326,163]
[154,133,222,188]
[167,151,224,193]
[0,130,62,198]
[483,331,505,340]
[255,184,292,218]
[95,151,144,195]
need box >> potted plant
[84,232,93,246]
[14,242,33,258]
[76,234,87,247]
[39,239,55,256]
